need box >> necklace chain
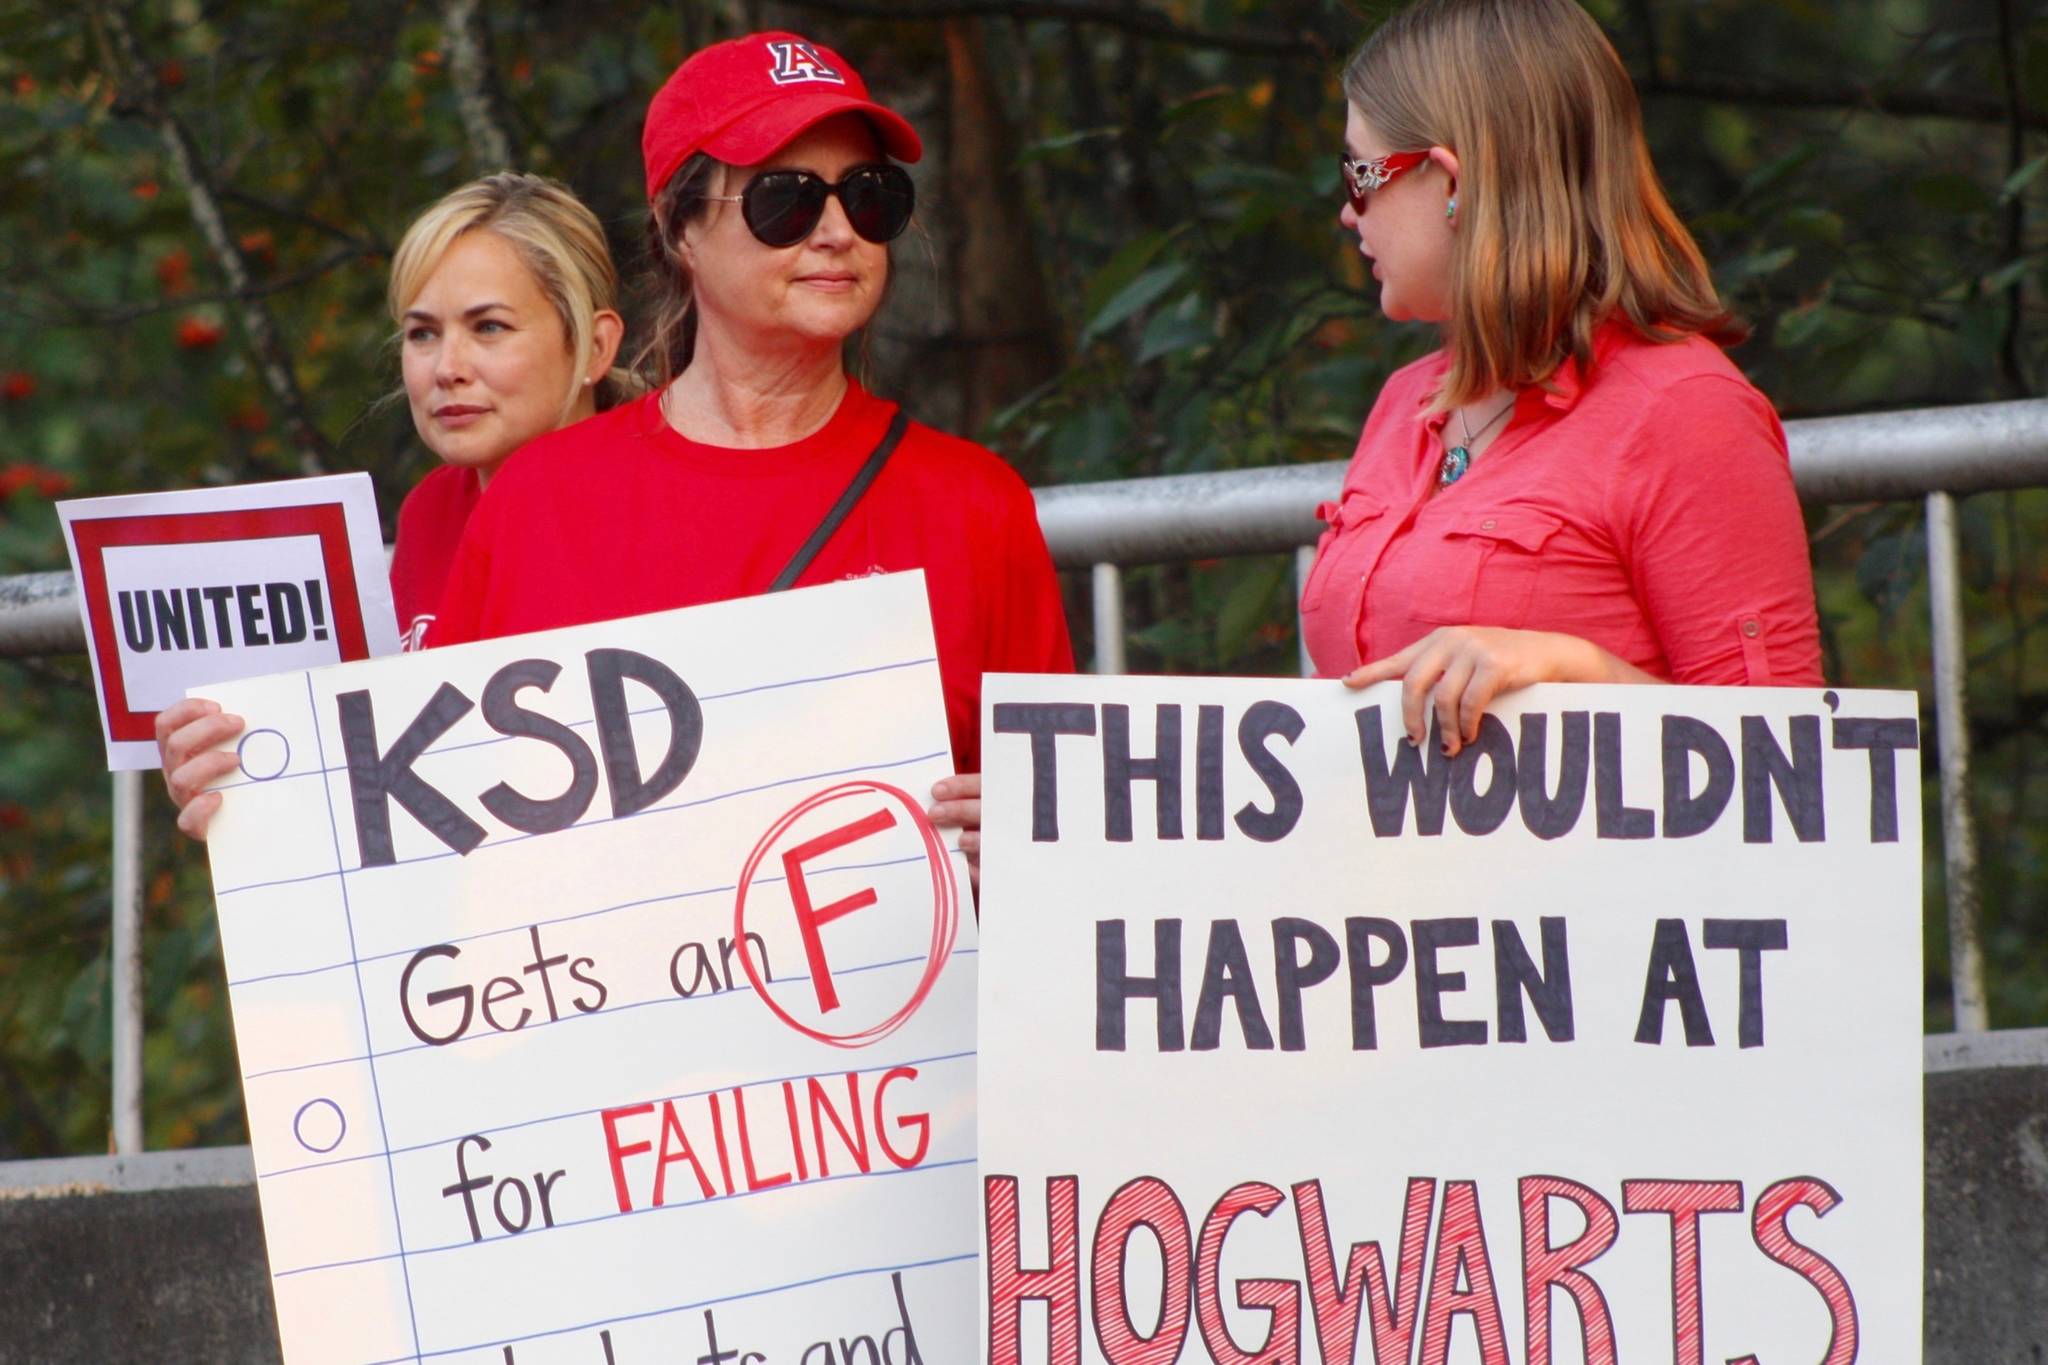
[1458,395,1516,446]
[1439,395,1516,488]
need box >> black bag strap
[767,409,910,592]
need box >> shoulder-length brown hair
[636,154,720,389]
[1344,0,1742,408]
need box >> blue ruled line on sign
[304,673,426,1364]
[225,851,946,988]
[214,747,950,896]
[355,1251,979,1365]
[211,656,938,792]
[264,1046,974,1178]
[274,1152,977,1278]
[254,1046,977,1188]
[241,948,976,1085]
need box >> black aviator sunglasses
[709,163,916,249]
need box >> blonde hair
[387,172,636,417]
[1344,0,1742,409]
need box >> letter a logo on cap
[766,39,845,86]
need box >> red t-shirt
[1300,322,1823,686]
[388,462,483,651]
[433,381,1074,770]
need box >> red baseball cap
[641,31,923,203]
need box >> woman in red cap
[430,32,1073,881]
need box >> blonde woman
[157,172,628,834]
[382,173,628,650]
[1306,0,1822,755]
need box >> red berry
[175,316,224,350]
[155,248,192,294]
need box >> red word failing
[601,1066,931,1213]
[983,1173,1857,1365]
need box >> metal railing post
[1091,563,1126,675]
[1294,546,1317,679]
[110,769,146,1152]
[1926,491,1990,1032]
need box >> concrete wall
[0,1149,276,1365]
[1924,1031,2048,1363]
[3,1040,2045,1363]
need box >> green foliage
[4,0,2048,1156]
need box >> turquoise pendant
[1439,445,1471,486]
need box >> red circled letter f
[781,807,899,1013]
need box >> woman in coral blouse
[1308,0,1822,757]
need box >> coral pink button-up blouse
[1300,322,1823,687]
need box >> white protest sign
[58,473,399,769]
[200,572,973,1365]
[977,675,1921,1365]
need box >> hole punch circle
[237,728,291,782]
[292,1097,347,1154]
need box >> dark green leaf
[1137,295,1212,364]
[1079,261,1190,349]
[2000,154,2048,203]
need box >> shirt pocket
[1300,490,1389,614]
[1414,507,1564,627]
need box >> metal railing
[1032,395,2048,1038]
[3,396,2047,1153]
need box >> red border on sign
[70,504,370,741]
[732,779,960,1049]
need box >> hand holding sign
[1342,624,1660,756]
[156,698,245,838]
[924,772,983,884]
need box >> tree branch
[781,0,2048,133]
[1995,0,2031,396]
[441,0,518,171]
[1642,71,2048,133]
[1994,0,2033,862]
[217,186,388,256]
[776,0,1332,59]
[92,1,333,474]
[0,245,374,328]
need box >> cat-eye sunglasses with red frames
[1339,150,1429,212]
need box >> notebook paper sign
[58,473,399,769]
[199,572,973,1364]
[976,675,1921,1365]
